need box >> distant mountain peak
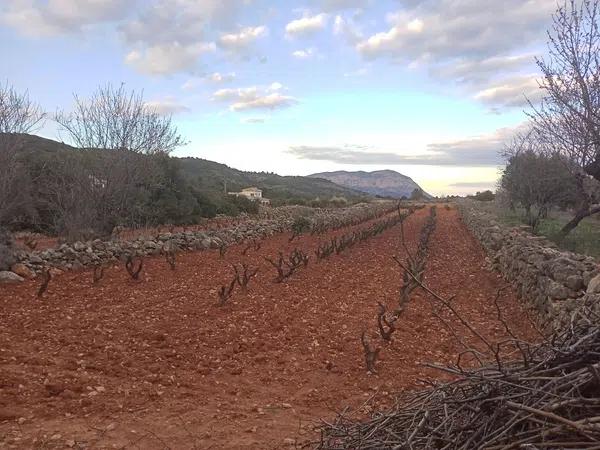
[309,170,430,199]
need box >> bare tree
[526,0,600,235]
[0,82,45,227]
[55,83,185,154]
[52,84,186,236]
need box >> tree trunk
[559,205,600,238]
[559,210,588,238]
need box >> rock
[565,275,584,291]
[11,263,36,279]
[0,271,24,284]
[587,274,600,294]
[28,255,43,264]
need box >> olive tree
[501,132,578,231]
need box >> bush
[292,216,312,236]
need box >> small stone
[17,417,26,425]
[50,434,62,440]
[105,422,117,431]
[283,438,295,445]
[11,263,36,279]
[587,274,600,294]
[65,439,76,448]
[0,271,24,284]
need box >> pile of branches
[317,305,600,449]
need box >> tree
[527,0,600,236]
[53,84,186,236]
[0,82,45,227]
[471,190,495,202]
[501,138,578,230]
[410,188,425,201]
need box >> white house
[228,187,271,205]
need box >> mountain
[177,158,370,202]
[308,170,430,199]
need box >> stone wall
[1,201,398,282]
[457,201,600,330]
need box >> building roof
[242,187,261,192]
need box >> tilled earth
[0,207,538,449]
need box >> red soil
[0,207,538,449]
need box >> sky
[0,0,558,196]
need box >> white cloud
[333,15,363,44]
[356,1,554,73]
[285,13,328,38]
[208,72,236,83]
[213,83,298,112]
[288,124,528,167]
[292,48,316,59]
[241,117,266,124]
[120,0,252,73]
[145,97,190,115]
[217,26,268,53]
[474,74,542,108]
[2,0,130,36]
[181,72,236,90]
[125,42,216,75]
[317,0,369,12]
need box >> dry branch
[37,268,51,298]
[125,255,143,280]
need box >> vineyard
[0,205,538,449]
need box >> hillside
[177,157,369,202]
[9,134,369,203]
[309,170,430,199]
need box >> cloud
[1,0,131,36]
[288,126,525,167]
[292,48,316,59]
[181,72,236,90]
[145,97,190,115]
[344,67,369,77]
[120,0,251,74]
[212,83,298,112]
[241,117,266,124]
[217,26,268,53]
[333,15,363,44]
[474,74,542,108]
[285,13,328,38]
[125,42,215,75]
[356,0,554,90]
[431,54,536,85]
[314,0,369,12]
[358,1,553,61]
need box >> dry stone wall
[1,201,397,280]
[457,201,600,330]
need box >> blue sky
[1,0,557,195]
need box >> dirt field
[0,206,538,449]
